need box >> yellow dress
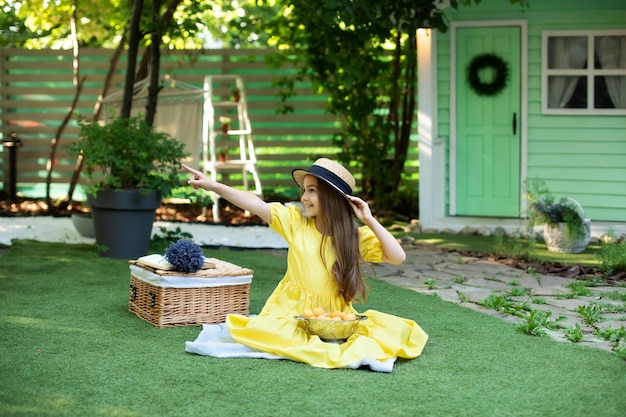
[225,203,429,370]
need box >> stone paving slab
[373,243,626,355]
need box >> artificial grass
[1,240,625,417]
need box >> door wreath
[466,53,509,96]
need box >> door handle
[512,112,517,135]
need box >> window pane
[548,76,587,108]
[595,76,626,108]
[594,36,626,69]
[548,36,588,69]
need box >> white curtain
[102,86,205,167]
[130,100,203,166]
[548,37,588,108]
[596,35,626,109]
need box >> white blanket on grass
[185,323,396,373]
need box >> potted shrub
[69,114,189,259]
[231,88,241,102]
[524,179,591,253]
[219,116,231,133]
[217,147,229,162]
[71,210,94,238]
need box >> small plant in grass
[517,309,565,337]
[509,287,529,297]
[532,297,547,304]
[598,231,626,275]
[425,278,437,290]
[454,276,467,284]
[564,323,584,343]
[516,310,548,337]
[600,291,626,302]
[507,280,520,286]
[595,302,626,314]
[595,326,626,349]
[485,276,504,283]
[614,346,626,361]
[576,303,603,325]
[491,235,536,261]
[458,292,469,302]
[566,281,594,297]
[481,294,531,317]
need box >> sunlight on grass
[5,315,96,334]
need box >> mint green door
[456,26,521,217]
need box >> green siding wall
[436,0,626,222]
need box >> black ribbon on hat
[307,164,352,195]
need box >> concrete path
[2,216,624,354]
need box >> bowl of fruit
[295,307,367,343]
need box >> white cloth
[129,265,252,288]
[185,323,397,373]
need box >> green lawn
[1,240,625,417]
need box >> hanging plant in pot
[524,179,591,254]
[69,114,189,259]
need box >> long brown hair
[315,180,367,303]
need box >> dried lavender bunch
[164,239,204,272]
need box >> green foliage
[1,0,218,49]
[595,326,626,356]
[491,235,537,261]
[576,303,603,326]
[601,291,626,302]
[68,114,189,195]
[425,278,437,290]
[598,231,626,275]
[480,293,567,338]
[0,4,52,47]
[516,310,565,337]
[257,0,453,205]
[524,178,586,240]
[151,226,194,253]
[480,293,531,316]
[566,281,594,297]
[564,323,584,343]
[508,287,529,297]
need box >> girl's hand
[346,195,373,223]
[347,194,406,265]
[182,164,211,190]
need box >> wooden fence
[0,48,418,200]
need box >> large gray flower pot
[88,190,161,259]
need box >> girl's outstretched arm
[347,195,406,265]
[182,164,271,224]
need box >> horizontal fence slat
[0,47,418,197]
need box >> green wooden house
[417,0,626,238]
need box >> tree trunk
[145,0,162,128]
[121,0,144,119]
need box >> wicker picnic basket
[128,257,253,327]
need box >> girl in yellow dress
[182,159,428,372]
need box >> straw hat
[292,158,356,197]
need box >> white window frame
[542,29,626,116]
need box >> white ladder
[201,75,263,222]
